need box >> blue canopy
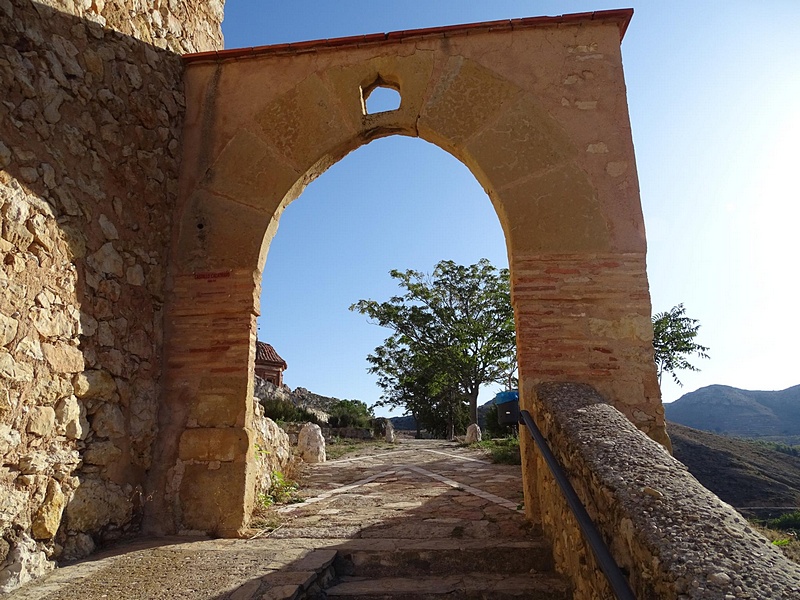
[493,390,519,405]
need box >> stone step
[333,539,555,578]
[320,573,571,599]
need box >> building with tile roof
[255,341,287,387]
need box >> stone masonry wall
[528,382,800,599]
[0,0,222,591]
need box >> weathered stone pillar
[513,252,669,523]
[146,268,259,536]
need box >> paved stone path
[7,439,557,600]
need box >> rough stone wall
[528,383,800,599]
[251,399,294,503]
[0,0,222,591]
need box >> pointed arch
[147,13,666,536]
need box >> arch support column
[512,252,669,521]
[146,268,258,536]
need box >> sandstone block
[16,336,43,360]
[27,407,56,437]
[86,242,123,277]
[385,420,396,443]
[90,403,126,438]
[465,423,482,444]
[297,423,326,463]
[59,533,95,562]
[41,343,84,373]
[178,428,249,462]
[28,214,55,252]
[125,264,145,286]
[1,222,34,249]
[97,321,114,346]
[64,477,131,533]
[32,480,65,540]
[0,351,34,383]
[18,453,48,475]
[0,533,54,594]
[32,308,74,339]
[79,312,98,337]
[83,440,122,466]
[31,376,73,406]
[55,395,88,440]
[97,214,118,240]
[73,369,117,399]
[179,462,251,536]
[0,313,19,347]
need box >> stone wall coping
[534,382,800,598]
[182,9,633,65]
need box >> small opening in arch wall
[363,85,401,114]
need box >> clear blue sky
[221,1,800,416]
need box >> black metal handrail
[519,409,636,600]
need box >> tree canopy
[652,304,710,386]
[350,259,517,435]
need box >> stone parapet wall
[0,0,223,591]
[527,382,800,599]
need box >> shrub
[472,436,521,465]
[768,510,800,532]
[261,397,319,424]
[258,470,300,506]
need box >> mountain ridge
[665,384,800,444]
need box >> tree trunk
[447,407,455,441]
[468,388,480,425]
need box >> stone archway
[146,10,668,536]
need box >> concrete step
[321,573,571,599]
[333,539,555,578]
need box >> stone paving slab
[4,440,542,600]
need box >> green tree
[367,338,468,438]
[328,399,374,428]
[652,304,710,386]
[351,259,516,429]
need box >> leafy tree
[367,338,468,438]
[351,259,516,429]
[652,304,710,386]
[328,399,374,428]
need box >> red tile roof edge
[255,341,287,369]
[183,8,633,65]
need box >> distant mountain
[669,422,800,511]
[665,384,800,444]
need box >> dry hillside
[669,421,800,510]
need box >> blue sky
[220,1,800,415]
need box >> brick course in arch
[147,10,670,536]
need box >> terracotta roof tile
[255,341,287,370]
